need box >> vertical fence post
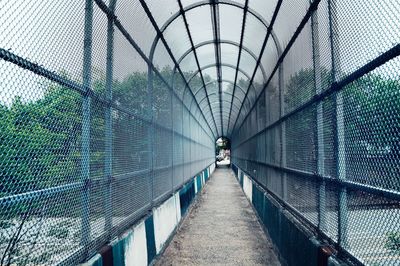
[189,111,192,178]
[279,63,287,201]
[311,4,327,232]
[181,102,184,186]
[170,84,174,194]
[81,0,93,248]
[147,65,154,206]
[329,0,348,247]
[104,0,116,236]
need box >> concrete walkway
[155,166,280,265]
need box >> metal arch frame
[199,93,241,115]
[176,0,221,137]
[200,107,234,126]
[193,79,246,99]
[174,40,268,85]
[179,62,254,104]
[181,63,255,120]
[169,11,279,114]
[186,63,256,91]
[229,0,283,136]
[192,80,245,110]
[182,63,257,126]
[210,0,223,136]
[178,63,253,128]
[190,79,245,119]
[145,7,218,140]
[149,0,283,138]
[154,0,282,56]
[195,90,239,123]
[227,0,249,135]
[171,40,267,135]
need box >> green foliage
[0,67,213,198]
[1,66,398,198]
[0,70,149,196]
[385,232,400,254]
[283,68,400,182]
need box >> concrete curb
[233,164,346,266]
[80,164,216,266]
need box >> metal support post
[279,63,287,201]
[147,65,154,206]
[329,0,348,247]
[81,0,93,248]
[311,4,327,232]
[104,0,116,235]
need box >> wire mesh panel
[0,0,214,265]
[1,0,400,265]
[231,0,400,265]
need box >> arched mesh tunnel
[0,0,399,265]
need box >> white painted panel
[153,195,178,253]
[194,176,198,194]
[174,192,181,223]
[243,175,253,203]
[124,221,147,266]
[201,172,205,185]
[210,164,215,175]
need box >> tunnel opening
[215,137,231,167]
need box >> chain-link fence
[0,0,215,265]
[1,0,399,265]
[231,0,400,265]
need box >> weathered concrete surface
[155,166,280,266]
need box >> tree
[283,67,400,189]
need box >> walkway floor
[155,166,280,265]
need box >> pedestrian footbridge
[0,0,399,265]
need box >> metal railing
[231,0,400,265]
[0,0,214,264]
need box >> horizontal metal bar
[232,0,321,135]
[232,156,400,202]
[232,43,400,148]
[232,162,363,266]
[0,48,86,94]
[0,181,84,206]
[0,158,216,207]
[94,0,215,142]
[1,1,215,146]
[176,39,268,81]
[229,0,283,135]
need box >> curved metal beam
[227,0,248,136]
[193,79,246,98]
[229,0,284,136]
[193,98,241,120]
[182,63,254,112]
[176,40,267,82]
[187,63,254,87]
[149,0,284,138]
[154,0,282,57]
[189,82,242,115]
[200,94,241,113]
[147,8,218,139]
[148,0,284,138]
